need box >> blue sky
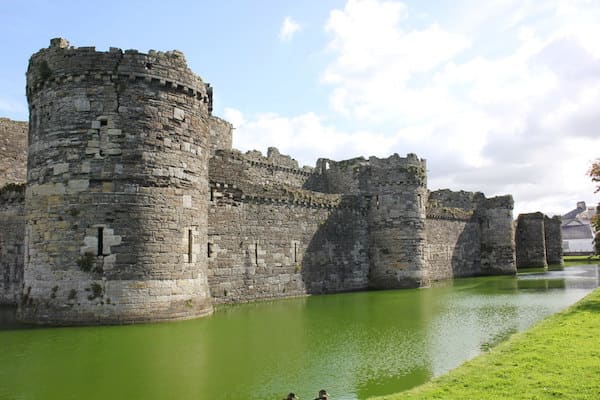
[1,0,599,216]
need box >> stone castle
[0,38,517,325]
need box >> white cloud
[315,0,600,215]
[228,108,397,168]
[279,16,302,42]
[221,0,600,217]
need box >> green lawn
[371,287,600,400]
[563,255,600,267]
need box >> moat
[0,264,598,400]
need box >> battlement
[310,153,426,195]
[479,194,514,210]
[208,116,233,154]
[27,38,211,110]
[426,190,514,222]
[210,181,360,209]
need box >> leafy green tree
[589,159,600,254]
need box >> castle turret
[544,216,563,265]
[19,38,213,324]
[478,195,516,274]
[367,154,428,288]
[515,212,547,269]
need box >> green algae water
[0,265,598,400]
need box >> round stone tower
[367,153,429,288]
[19,38,214,324]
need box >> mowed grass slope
[372,288,600,400]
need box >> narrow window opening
[188,230,193,263]
[97,227,104,256]
[207,242,213,258]
[294,242,298,263]
[255,243,259,266]
[210,188,214,201]
[376,195,380,210]
[417,194,422,209]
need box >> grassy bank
[563,255,600,266]
[372,287,600,400]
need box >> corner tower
[19,38,213,324]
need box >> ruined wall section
[515,212,547,268]
[366,154,428,288]
[210,148,314,190]
[0,118,28,187]
[425,190,516,280]
[20,38,213,324]
[478,195,516,275]
[425,190,481,280]
[0,184,25,305]
[544,216,563,265]
[306,157,369,194]
[208,116,232,155]
[207,183,368,304]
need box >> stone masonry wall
[367,154,428,288]
[544,216,563,265]
[425,190,516,280]
[478,195,516,275]
[0,118,27,187]
[208,116,232,155]
[425,218,481,280]
[207,184,368,303]
[20,38,213,324]
[515,212,547,268]
[425,190,481,280]
[0,185,25,305]
[210,148,314,190]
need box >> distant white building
[562,201,597,255]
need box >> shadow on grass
[575,299,600,313]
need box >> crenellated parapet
[210,181,362,210]
[210,149,314,192]
[366,153,427,191]
[209,116,233,155]
[27,38,211,107]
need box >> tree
[590,158,600,193]
[589,159,600,255]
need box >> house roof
[562,224,594,240]
[563,206,585,221]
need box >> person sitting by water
[314,389,329,399]
[283,393,299,400]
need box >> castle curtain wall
[207,193,369,303]
[0,186,25,305]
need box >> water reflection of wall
[424,278,520,378]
